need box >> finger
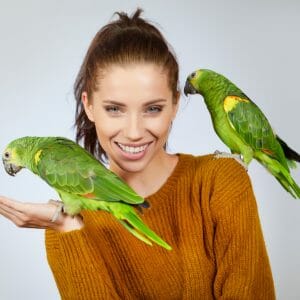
[0,196,35,224]
[0,196,82,230]
[0,206,28,227]
[0,200,27,220]
[0,197,53,228]
[0,197,56,221]
[0,195,26,214]
[0,205,52,229]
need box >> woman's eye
[105,105,121,113]
[146,105,163,113]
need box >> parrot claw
[214,150,248,171]
[49,200,64,222]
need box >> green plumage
[2,136,172,250]
[184,69,300,198]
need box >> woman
[0,9,275,299]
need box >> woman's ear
[81,92,95,122]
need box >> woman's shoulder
[178,152,248,175]
[178,152,252,192]
[177,152,255,209]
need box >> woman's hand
[0,196,83,232]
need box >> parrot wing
[223,95,288,169]
[34,138,144,204]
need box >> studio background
[0,1,299,299]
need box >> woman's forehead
[95,64,171,94]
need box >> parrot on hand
[184,69,300,199]
[2,136,172,250]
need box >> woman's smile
[115,141,152,160]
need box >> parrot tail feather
[271,169,300,199]
[255,151,300,199]
[276,135,300,163]
[274,175,300,199]
[287,159,297,170]
[119,208,172,250]
[118,220,153,246]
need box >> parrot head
[2,137,33,176]
[184,69,219,97]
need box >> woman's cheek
[94,114,122,137]
[147,116,172,138]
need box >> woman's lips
[115,142,151,160]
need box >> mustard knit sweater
[45,154,275,299]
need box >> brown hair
[74,8,179,161]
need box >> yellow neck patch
[34,149,43,165]
[224,96,249,113]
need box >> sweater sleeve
[45,211,121,300]
[209,158,275,299]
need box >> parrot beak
[184,78,197,96]
[2,159,22,176]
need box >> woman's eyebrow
[143,98,167,105]
[102,99,167,106]
[102,100,126,106]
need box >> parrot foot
[49,200,64,222]
[214,150,248,171]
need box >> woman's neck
[110,153,178,198]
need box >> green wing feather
[225,97,289,170]
[35,137,144,204]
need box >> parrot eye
[4,152,10,159]
[190,72,196,78]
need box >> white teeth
[118,143,148,154]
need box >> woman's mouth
[116,142,151,159]
[117,143,148,153]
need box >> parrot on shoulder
[2,136,172,250]
[184,69,300,198]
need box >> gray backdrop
[0,1,299,299]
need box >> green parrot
[2,136,172,250]
[184,69,300,198]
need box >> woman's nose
[123,114,144,141]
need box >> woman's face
[82,63,179,174]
